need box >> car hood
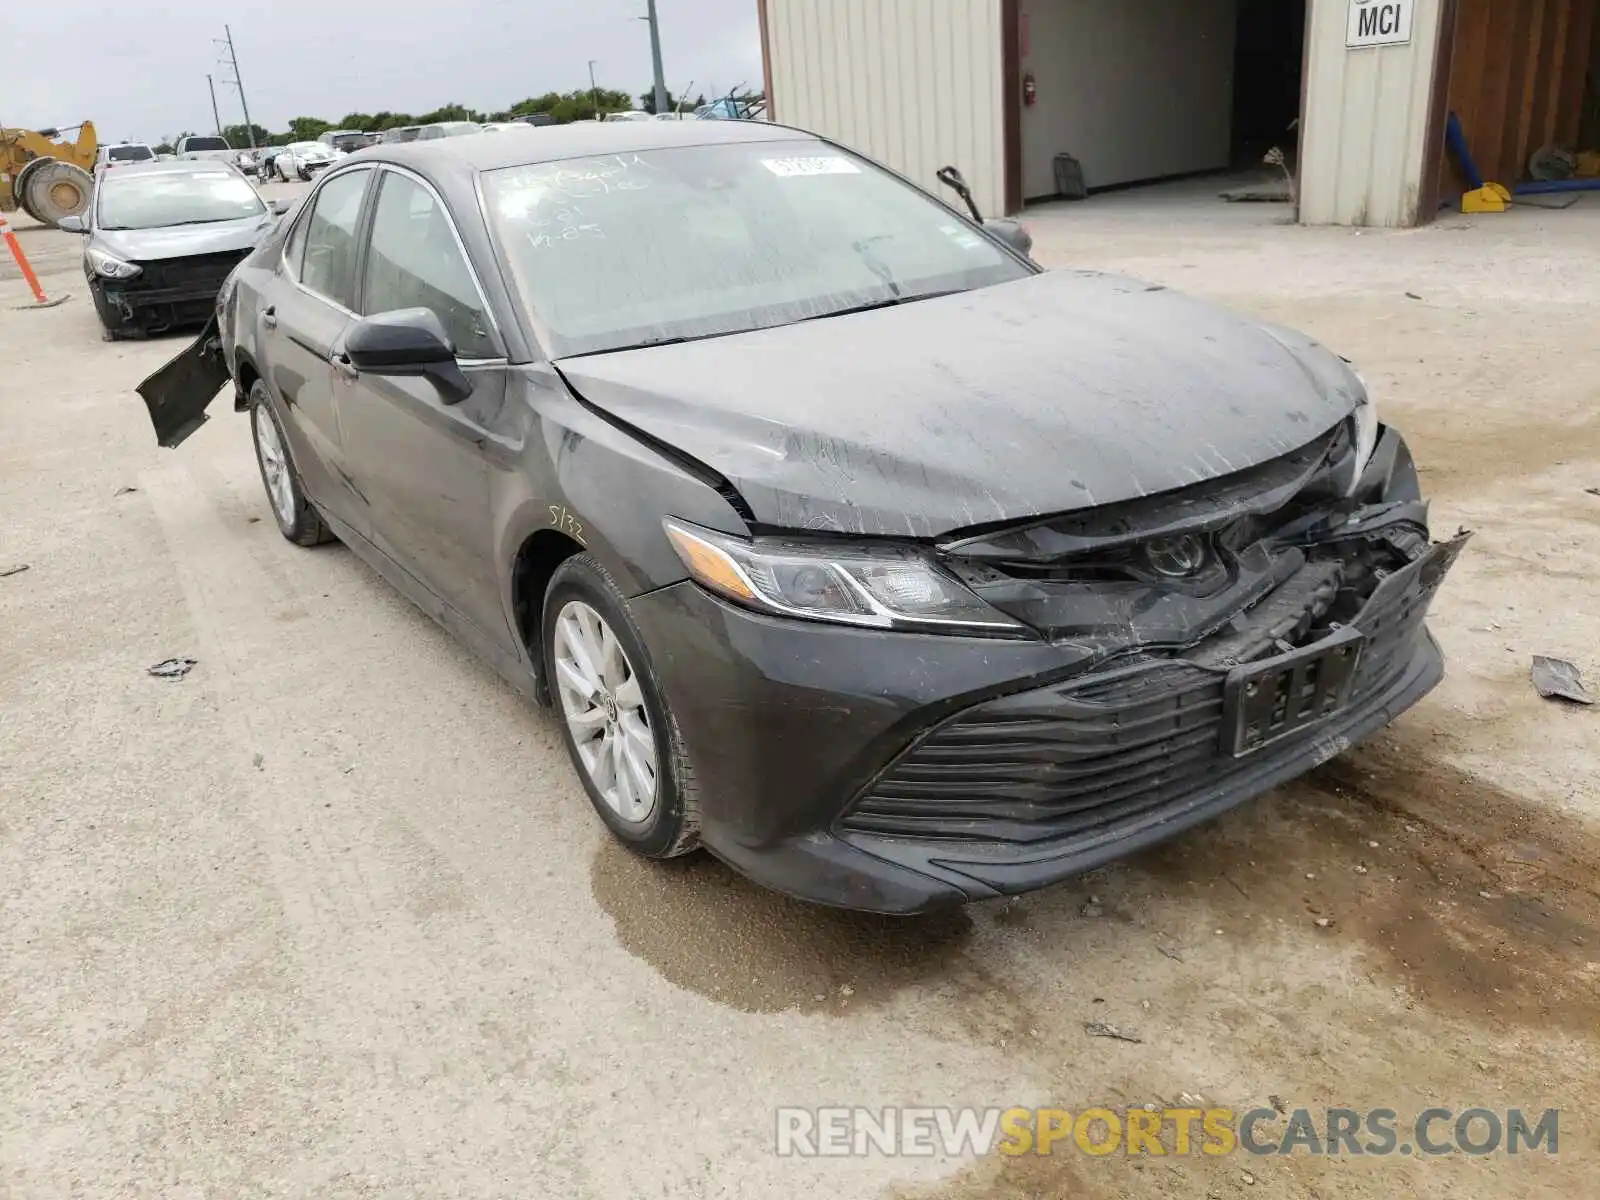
[95,215,275,262]
[554,270,1366,538]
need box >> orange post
[0,210,68,309]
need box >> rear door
[336,165,515,649]
[260,166,375,536]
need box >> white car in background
[273,141,340,182]
[175,135,237,165]
[478,122,532,133]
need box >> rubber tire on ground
[542,553,701,859]
[23,160,92,227]
[13,157,50,224]
[297,167,311,182]
[247,380,334,547]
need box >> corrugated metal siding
[1299,0,1448,226]
[765,0,1008,217]
[1444,0,1598,191]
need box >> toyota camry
[138,121,1466,913]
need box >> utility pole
[218,24,257,149]
[206,74,223,138]
[588,60,601,118]
[645,0,669,116]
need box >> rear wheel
[543,554,699,859]
[248,381,333,547]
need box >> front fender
[490,368,752,657]
[493,370,752,596]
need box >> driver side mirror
[984,218,1034,259]
[268,198,292,215]
[344,308,474,404]
[56,214,86,233]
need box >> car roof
[358,119,814,175]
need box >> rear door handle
[261,306,277,329]
[331,353,359,381]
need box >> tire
[247,380,333,547]
[13,157,49,223]
[543,554,700,859]
[297,167,310,182]
[24,160,92,227]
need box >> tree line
[155,86,758,153]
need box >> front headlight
[1345,371,1380,495]
[663,519,1029,637]
[87,247,141,280]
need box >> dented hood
[554,270,1365,537]
[94,214,276,263]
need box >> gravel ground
[2,176,1597,1199]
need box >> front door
[336,166,515,650]
[261,166,374,535]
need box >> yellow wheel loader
[1,121,97,228]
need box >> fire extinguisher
[1022,71,1037,107]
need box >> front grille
[133,250,247,292]
[841,559,1439,846]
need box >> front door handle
[331,353,359,381]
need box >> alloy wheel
[252,406,296,527]
[553,599,659,823]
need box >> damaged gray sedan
[138,121,1466,914]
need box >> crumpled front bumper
[93,280,222,335]
[627,430,1467,914]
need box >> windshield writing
[482,141,1028,357]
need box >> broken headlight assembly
[1325,370,1380,498]
[663,519,1031,637]
[86,247,141,280]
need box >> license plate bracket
[1222,625,1365,757]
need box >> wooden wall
[1443,0,1599,189]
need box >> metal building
[758,0,1600,227]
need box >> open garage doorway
[1006,0,1308,209]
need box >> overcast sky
[7,0,764,143]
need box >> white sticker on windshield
[939,223,985,250]
[761,156,861,177]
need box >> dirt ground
[2,178,1597,1199]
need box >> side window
[283,201,310,278]
[299,168,371,309]
[361,171,496,359]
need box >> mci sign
[1347,0,1414,47]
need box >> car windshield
[482,140,1030,358]
[97,170,264,230]
[109,146,154,162]
[184,137,229,151]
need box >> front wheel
[543,554,700,859]
[248,381,333,546]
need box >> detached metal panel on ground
[1299,0,1449,225]
[763,0,1008,217]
